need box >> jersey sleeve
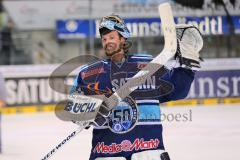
[69,73,83,96]
[158,67,194,103]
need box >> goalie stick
[41,121,89,160]
[54,2,177,123]
[106,2,177,109]
[42,1,177,159]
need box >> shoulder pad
[128,53,153,62]
[131,53,153,57]
[79,60,107,73]
[78,60,107,79]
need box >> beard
[104,42,123,57]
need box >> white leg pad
[131,149,165,160]
[95,157,126,160]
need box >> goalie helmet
[99,14,131,39]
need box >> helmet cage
[99,15,130,39]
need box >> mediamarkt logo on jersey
[93,138,160,154]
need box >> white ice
[0,104,240,160]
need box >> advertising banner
[188,70,240,99]
[56,16,240,39]
[4,76,74,106]
[2,67,240,106]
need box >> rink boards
[0,58,239,114]
[0,97,240,115]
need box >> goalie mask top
[99,14,131,39]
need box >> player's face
[101,30,125,57]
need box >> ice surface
[0,104,240,160]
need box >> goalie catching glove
[175,24,203,71]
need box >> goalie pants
[89,125,165,160]
[94,150,171,160]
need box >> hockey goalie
[68,11,203,160]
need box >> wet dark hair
[100,27,123,39]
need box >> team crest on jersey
[81,67,104,79]
[108,96,138,134]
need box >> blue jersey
[72,54,194,159]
